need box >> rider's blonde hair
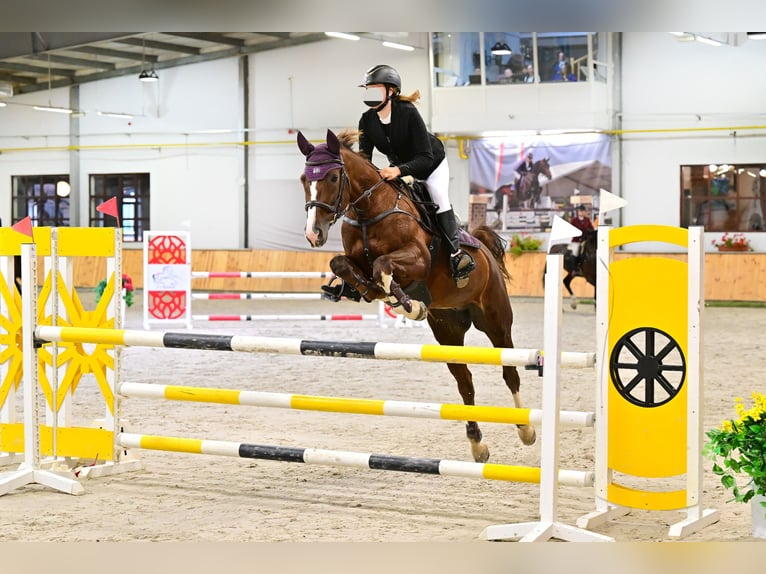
[397,89,421,104]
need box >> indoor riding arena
[1,30,766,555]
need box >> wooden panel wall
[71,249,766,302]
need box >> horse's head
[536,158,552,180]
[297,129,346,247]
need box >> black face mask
[363,86,389,110]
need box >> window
[431,32,606,88]
[484,33,534,85]
[89,173,150,242]
[12,174,70,227]
[535,32,589,83]
[431,32,480,87]
[681,164,766,232]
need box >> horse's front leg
[372,247,430,321]
[329,255,386,301]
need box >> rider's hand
[379,166,401,180]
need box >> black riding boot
[436,209,476,288]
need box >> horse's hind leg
[428,309,489,463]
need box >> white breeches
[570,242,581,256]
[425,159,451,213]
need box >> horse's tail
[471,225,511,282]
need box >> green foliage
[94,274,135,308]
[508,233,543,257]
[704,392,766,516]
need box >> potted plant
[711,232,753,252]
[508,233,543,257]
[95,273,135,308]
[704,391,766,537]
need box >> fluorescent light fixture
[491,42,512,56]
[324,32,360,41]
[0,102,6,107]
[382,41,415,51]
[747,32,766,40]
[34,105,73,114]
[669,32,686,36]
[695,35,723,46]
[97,111,134,119]
[139,69,159,82]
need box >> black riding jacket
[358,98,445,180]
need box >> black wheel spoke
[609,327,686,408]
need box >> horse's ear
[297,131,314,157]
[326,129,340,155]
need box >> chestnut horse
[297,129,536,463]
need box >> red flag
[96,197,120,226]
[11,216,34,239]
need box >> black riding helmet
[359,64,401,91]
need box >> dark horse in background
[493,158,552,213]
[297,129,536,463]
[548,228,597,310]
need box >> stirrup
[450,250,476,286]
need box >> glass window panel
[432,32,480,87]
[681,164,766,232]
[484,33,533,85]
[537,32,589,83]
[11,174,70,227]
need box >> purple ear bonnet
[298,129,343,182]
[303,145,343,181]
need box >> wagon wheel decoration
[609,327,686,408]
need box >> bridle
[303,153,386,225]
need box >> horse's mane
[337,129,378,170]
[337,129,359,151]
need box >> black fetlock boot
[436,209,476,288]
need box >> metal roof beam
[117,37,202,55]
[28,54,116,70]
[164,32,246,47]
[0,61,77,77]
[71,45,156,62]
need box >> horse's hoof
[518,425,536,446]
[570,298,578,310]
[471,442,490,463]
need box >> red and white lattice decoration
[142,231,192,329]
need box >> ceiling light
[324,32,360,41]
[382,41,415,51]
[56,181,71,198]
[34,105,73,114]
[491,42,512,56]
[760,169,766,177]
[0,102,6,108]
[695,35,723,47]
[97,111,134,119]
[747,32,766,40]
[139,69,159,82]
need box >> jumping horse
[517,158,552,209]
[297,129,536,463]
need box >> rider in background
[357,64,475,287]
[568,204,594,257]
[516,152,534,179]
